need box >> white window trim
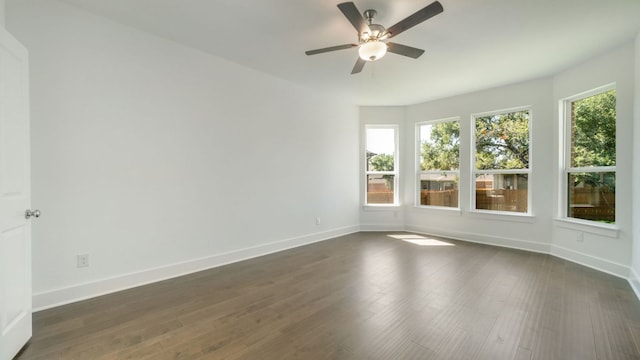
[470,106,533,216]
[364,124,399,207]
[415,117,461,209]
[558,83,616,227]
[553,218,618,238]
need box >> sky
[366,128,395,155]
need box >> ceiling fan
[305,1,444,74]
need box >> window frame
[470,106,533,215]
[364,124,399,207]
[559,83,616,226]
[415,117,461,209]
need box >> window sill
[362,205,401,212]
[413,205,462,216]
[467,210,537,223]
[553,218,619,238]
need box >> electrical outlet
[77,254,89,268]
[316,217,321,225]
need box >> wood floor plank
[16,232,640,360]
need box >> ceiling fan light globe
[358,41,387,61]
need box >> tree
[421,121,460,171]
[571,90,616,168]
[475,111,529,170]
[571,89,616,192]
[369,153,394,172]
[369,153,395,190]
[420,112,530,174]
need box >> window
[365,125,398,205]
[561,86,616,224]
[417,118,460,208]
[472,108,531,213]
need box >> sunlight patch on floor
[387,234,455,247]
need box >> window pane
[475,110,529,170]
[420,173,458,207]
[420,121,460,171]
[570,90,616,168]
[366,128,395,172]
[568,172,615,223]
[475,174,528,213]
[367,174,394,204]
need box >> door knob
[25,209,41,219]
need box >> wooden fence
[420,190,458,207]
[367,191,394,204]
[375,187,614,222]
[476,189,528,213]
[569,187,615,222]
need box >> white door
[0,28,32,360]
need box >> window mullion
[567,166,616,173]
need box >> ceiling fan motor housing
[360,9,386,41]
[361,23,386,41]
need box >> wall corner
[631,31,640,301]
[0,0,5,28]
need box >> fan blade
[337,2,370,35]
[387,42,425,59]
[385,1,443,39]
[305,44,358,56]
[351,58,366,74]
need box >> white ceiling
[59,0,640,106]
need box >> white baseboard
[550,244,630,278]
[32,224,636,310]
[32,225,359,311]
[404,224,551,254]
[405,224,630,279]
[359,224,405,231]
[629,267,640,300]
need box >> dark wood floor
[16,232,640,359]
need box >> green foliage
[569,90,616,223]
[572,172,615,191]
[571,90,616,168]
[417,92,615,174]
[569,172,615,223]
[421,122,460,171]
[369,153,394,171]
[369,153,395,190]
[475,111,529,170]
[420,113,530,173]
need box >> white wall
[6,0,638,310]
[551,43,635,276]
[631,33,640,294]
[403,78,554,253]
[0,0,4,28]
[7,0,360,310]
[359,42,637,279]
[359,106,406,230]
